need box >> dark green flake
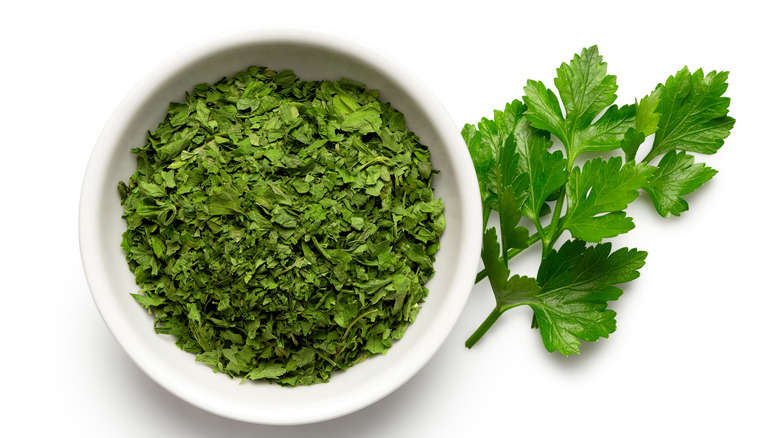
[118,66,444,386]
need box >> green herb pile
[463,46,734,354]
[118,66,444,385]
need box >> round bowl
[79,27,482,425]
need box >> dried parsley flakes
[118,66,445,386]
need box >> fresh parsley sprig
[463,46,734,354]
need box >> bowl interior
[80,28,481,425]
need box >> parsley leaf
[524,46,635,166]
[644,67,735,162]
[561,157,654,242]
[463,99,533,231]
[466,232,646,356]
[621,87,662,161]
[643,151,718,217]
[554,46,619,129]
[480,227,540,308]
[522,79,567,143]
[496,135,531,257]
[531,240,647,355]
[632,67,735,217]
[514,115,567,226]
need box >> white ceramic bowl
[79,27,482,425]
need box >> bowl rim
[79,26,482,425]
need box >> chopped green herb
[118,66,444,385]
[464,46,734,354]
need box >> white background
[2,0,777,436]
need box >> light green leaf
[563,157,654,242]
[643,151,718,217]
[341,107,382,134]
[525,46,632,163]
[621,87,663,161]
[523,79,567,142]
[245,362,287,381]
[554,45,618,129]
[575,104,636,153]
[645,67,735,161]
[636,87,662,137]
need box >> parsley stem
[531,215,547,247]
[543,157,575,258]
[465,307,502,348]
[335,308,380,359]
[341,308,379,342]
[544,195,566,257]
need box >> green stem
[530,215,547,250]
[548,227,566,250]
[465,307,502,348]
[543,195,566,258]
[335,308,379,359]
[542,155,577,258]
